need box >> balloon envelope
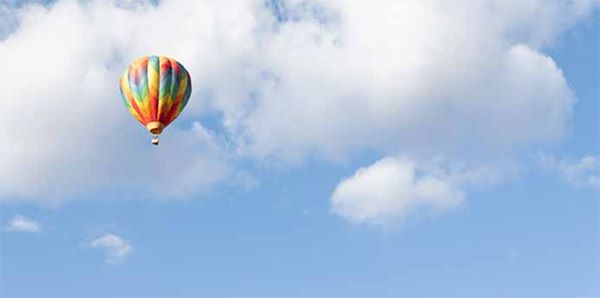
[119,56,192,136]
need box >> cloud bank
[229,1,583,162]
[0,0,248,201]
[0,0,596,210]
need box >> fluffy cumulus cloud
[225,0,589,162]
[0,0,256,202]
[0,0,596,206]
[536,152,600,189]
[332,157,484,225]
[87,233,133,264]
[5,215,40,233]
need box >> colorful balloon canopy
[119,55,192,145]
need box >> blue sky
[0,1,599,297]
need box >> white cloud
[224,0,587,162]
[5,215,40,233]
[331,157,466,226]
[0,0,254,202]
[0,0,596,202]
[536,152,600,189]
[88,233,133,264]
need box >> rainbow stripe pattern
[119,56,192,134]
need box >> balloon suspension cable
[151,134,159,146]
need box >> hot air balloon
[119,56,192,145]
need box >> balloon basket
[151,134,159,146]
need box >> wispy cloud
[5,215,40,233]
[536,152,600,189]
[87,233,133,264]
